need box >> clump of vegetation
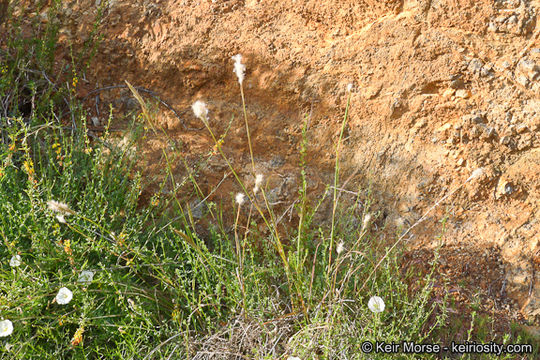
[0,2,536,359]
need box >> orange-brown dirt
[35,0,540,331]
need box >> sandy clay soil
[27,0,540,336]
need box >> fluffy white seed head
[55,287,73,305]
[362,213,372,231]
[253,173,264,194]
[255,174,264,187]
[9,255,21,267]
[368,295,385,313]
[0,320,13,337]
[47,200,74,215]
[235,193,245,206]
[232,54,246,85]
[56,214,66,224]
[336,241,345,255]
[467,167,485,182]
[192,100,208,122]
[347,83,353,92]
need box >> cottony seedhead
[362,213,372,231]
[47,200,75,215]
[347,83,353,92]
[253,173,264,194]
[467,167,485,182]
[232,54,246,85]
[336,241,345,255]
[192,100,209,122]
[235,193,246,206]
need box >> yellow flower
[71,326,84,346]
[63,239,72,256]
[23,159,34,176]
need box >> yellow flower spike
[71,326,85,347]
[63,239,72,256]
[23,159,35,176]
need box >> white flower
[336,241,344,255]
[467,167,485,182]
[9,255,21,268]
[362,213,372,231]
[287,357,301,360]
[253,173,264,193]
[368,296,385,313]
[347,83,353,92]
[232,54,246,85]
[47,200,74,215]
[56,214,66,224]
[0,320,13,337]
[78,270,94,284]
[55,287,73,305]
[235,193,245,206]
[192,100,208,122]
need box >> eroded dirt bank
[36,0,539,325]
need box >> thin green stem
[240,84,256,174]
[328,91,352,278]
